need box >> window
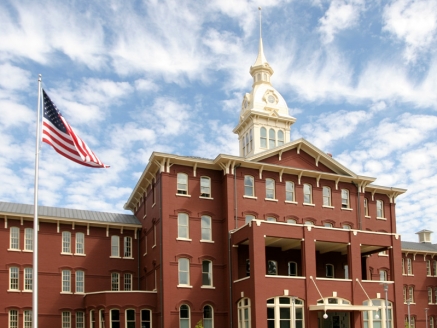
[287,219,297,224]
[267,260,278,275]
[90,310,95,328]
[376,200,384,218]
[431,317,434,328]
[203,305,213,328]
[238,298,251,328]
[200,176,211,197]
[269,128,276,148]
[266,217,276,222]
[126,309,135,328]
[179,305,190,328]
[62,270,71,293]
[202,260,213,286]
[409,286,414,303]
[379,269,387,281]
[427,260,432,276]
[429,287,433,304]
[124,236,132,258]
[201,215,212,241]
[407,258,413,275]
[10,227,20,250]
[343,224,351,230]
[111,309,120,328]
[9,309,18,328]
[403,286,407,303]
[141,309,152,328]
[434,261,437,276]
[124,273,132,291]
[177,173,188,195]
[242,135,246,155]
[267,296,304,328]
[364,198,369,216]
[62,311,71,328]
[24,310,32,328]
[285,181,295,202]
[260,127,267,148]
[322,186,331,206]
[341,189,350,208]
[363,299,392,328]
[326,264,334,278]
[265,178,275,199]
[111,236,120,257]
[75,232,85,255]
[304,220,314,226]
[178,258,190,286]
[24,267,32,291]
[245,215,255,224]
[111,272,120,291]
[24,228,33,251]
[99,310,105,328]
[249,129,253,151]
[177,213,189,239]
[277,130,284,146]
[9,267,19,290]
[76,270,84,293]
[76,311,84,328]
[244,175,255,197]
[303,184,312,204]
[62,231,72,253]
[324,222,333,228]
[288,262,298,276]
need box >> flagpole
[33,74,42,328]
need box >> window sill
[8,249,21,252]
[177,285,193,288]
[22,250,33,253]
[200,240,214,243]
[378,254,389,257]
[341,207,353,211]
[123,257,134,260]
[376,217,387,220]
[365,215,371,219]
[74,253,86,256]
[243,195,257,200]
[60,292,73,294]
[285,200,297,204]
[265,198,278,202]
[176,238,192,242]
[176,193,191,198]
[322,205,334,209]
[199,196,214,200]
[22,290,32,293]
[201,286,216,289]
[303,203,315,207]
[61,252,73,255]
[75,292,85,295]
[7,289,20,293]
[110,256,121,259]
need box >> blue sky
[1,0,437,242]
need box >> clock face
[268,95,275,103]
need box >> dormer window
[269,129,275,148]
[277,131,284,146]
[260,127,267,148]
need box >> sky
[1,0,437,242]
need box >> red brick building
[1,37,435,328]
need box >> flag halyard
[42,90,109,168]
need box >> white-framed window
[110,309,120,328]
[288,261,298,276]
[287,219,297,224]
[433,260,437,276]
[124,236,132,258]
[178,258,190,286]
[376,200,384,218]
[202,260,213,287]
[277,130,284,146]
[76,270,84,293]
[244,175,255,197]
[76,311,84,328]
[364,198,369,216]
[180,304,190,328]
[379,269,387,281]
[266,217,276,222]
[260,127,267,148]
[10,226,20,250]
[427,260,432,276]
[343,224,351,230]
[304,220,314,226]
[62,270,71,293]
[201,215,212,241]
[430,317,434,328]
[341,189,350,208]
[265,178,275,199]
[249,129,253,151]
[238,298,251,328]
[62,231,71,254]
[203,305,214,328]
[24,310,32,328]
[409,286,415,303]
[99,309,105,328]
[324,222,333,228]
[124,273,132,291]
[177,173,188,195]
[126,309,135,328]
[177,213,189,239]
[9,266,19,290]
[90,310,96,328]
[285,181,295,202]
[75,232,85,255]
[322,186,331,206]
[24,228,33,251]
[303,184,312,204]
[245,215,255,224]
[269,128,276,148]
[62,311,71,328]
[200,176,211,198]
[111,272,120,291]
[111,236,120,257]
[24,267,32,291]
[267,260,278,275]
[267,296,304,328]
[242,135,246,155]
[363,299,392,328]
[141,309,152,328]
[428,287,433,304]
[9,309,18,328]
[326,264,334,278]
[407,258,413,275]
[403,285,407,303]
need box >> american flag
[42,90,109,168]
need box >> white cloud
[135,79,159,92]
[0,63,31,91]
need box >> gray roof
[401,241,437,252]
[0,201,141,226]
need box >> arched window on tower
[269,129,276,149]
[260,127,267,148]
[277,130,284,146]
[249,129,253,152]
